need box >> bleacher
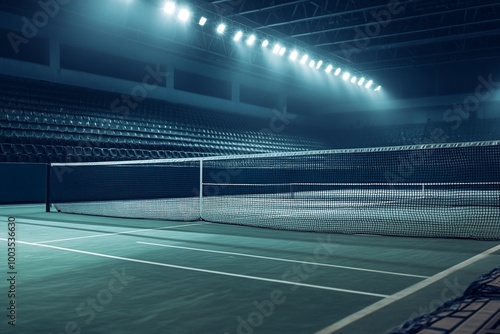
[330,118,500,149]
[2,75,498,163]
[0,75,327,163]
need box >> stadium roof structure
[194,0,500,97]
[1,0,499,98]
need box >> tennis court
[1,204,499,334]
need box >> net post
[45,163,51,213]
[199,159,203,220]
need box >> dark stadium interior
[0,1,499,334]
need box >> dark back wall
[0,163,46,204]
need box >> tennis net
[49,141,500,239]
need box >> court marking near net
[1,212,499,333]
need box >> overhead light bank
[159,1,381,92]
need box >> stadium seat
[150,150,160,159]
[0,143,13,154]
[92,147,102,157]
[73,146,83,156]
[23,144,35,155]
[101,148,111,159]
[82,147,92,156]
[12,144,23,155]
[109,148,118,159]
[54,146,64,156]
[157,150,167,159]
[117,149,127,159]
[36,154,49,163]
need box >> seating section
[0,75,328,163]
[1,75,497,163]
[328,117,500,149]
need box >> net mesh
[50,141,500,239]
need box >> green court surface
[0,205,499,334]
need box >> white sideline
[0,216,205,244]
[314,243,500,334]
[138,241,429,279]
[37,223,206,244]
[0,204,44,209]
[0,238,390,298]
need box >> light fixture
[365,80,373,89]
[351,76,357,84]
[262,39,269,47]
[279,47,286,56]
[358,77,365,86]
[177,8,190,22]
[309,60,315,68]
[198,16,207,26]
[272,44,281,54]
[163,1,176,14]
[234,31,243,42]
[334,68,341,76]
[300,54,308,64]
[290,50,298,61]
[316,60,323,70]
[216,23,226,34]
[325,65,333,73]
[342,72,350,80]
[374,85,382,92]
[246,35,256,46]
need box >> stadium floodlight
[300,54,308,64]
[334,68,341,76]
[246,34,256,46]
[262,39,269,47]
[279,47,286,56]
[289,50,298,61]
[342,72,350,80]
[272,43,281,54]
[309,60,315,68]
[351,76,357,84]
[316,60,323,70]
[178,8,190,22]
[358,77,365,86]
[163,1,176,14]
[365,80,373,89]
[198,16,207,26]
[216,23,226,34]
[234,31,243,42]
[325,64,333,73]
[374,85,382,92]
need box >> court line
[0,204,44,209]
[0,238,390,298]
[314,243,500,334]
[138,241,429,279]
[36,223,206,244]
